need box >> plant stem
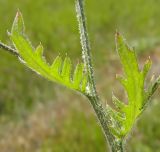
[75,0,125,151]
[88,96,126,152]
[75,0,97,97]
[0,41,19,57]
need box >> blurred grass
[0,0,160,151]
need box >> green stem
[75,0,125,151]
[0,41,19,57]
[87,96,125,152]
[75,0,96,97]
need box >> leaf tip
[35,43,44,56]
[142,57,152,77]
[16,9,22,17]
[115,30,120,37]
[115,31,123,42]
[11,10,25,35]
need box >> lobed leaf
[10,11,88,93]
[106,32,152,138]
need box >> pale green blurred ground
[0,0,160,151]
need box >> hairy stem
[87,96,125,152]
[0,41,19,57]
[75,0,124,151]
[75,0,96,96]
[0,1,159,151]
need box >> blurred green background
[0,0,160,151]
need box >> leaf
[35,44,44,57]
[51,56,62,74]
[11,11,25,35]
[61,57,72,82]
[106,32,152,138]
[73,63,84,88]
[10,11,88,93]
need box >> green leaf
[107,32,152,138]
[61,57,72,82]
[73,63,84,88]
[51,56,62,74]
[10,11,88,93]
[81,74,88,92]
[35,44,44,57]
[11,11,25,35]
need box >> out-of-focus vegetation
[0,0,160,151]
